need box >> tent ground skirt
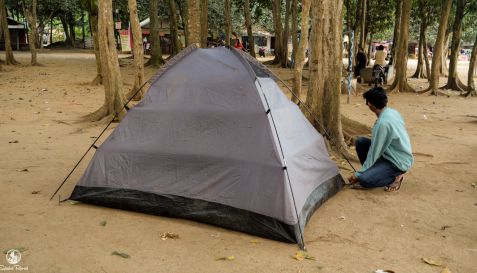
[70,174,343,247]
[70,185,296,243]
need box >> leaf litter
[292,251,316,261]
[215,255,235,261]
[111,251,130,258]
[160,232,179,240]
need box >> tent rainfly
[69,45,344,249]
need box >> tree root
[387,81,416,93]
[462,90,476,97]
[91,75,103,86]
[6,59,20,65]
[83,105,110,122]
[440,79,467,92]
[417,88,452,96]
[145,58,165,67]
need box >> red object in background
[234,39,243,49]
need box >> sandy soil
[1,50,476,273]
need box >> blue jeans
[355,137,403,188]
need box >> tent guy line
[49,79,151,201]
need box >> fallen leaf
[160,232,179,240]
[3,247,27,254]
[111,251,130,258]
[99,221,107,226]
[16,168,28,172]
[292,251,316,261]
[216,255,235,261]
[441,267,452,273]
[31,191,40,194]
[422,257,444,267]
[471,182,477,189]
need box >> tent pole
[256,80,306,250]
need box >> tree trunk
[412,8,426,79]
[199,0,208,48]
[0,0,19,64]
[344,0,352,69]
[442,0,467,91]
[345,0,352,30]
[224,0,231,46]
[388,0,414,93]
[147,0,165,67]
[464,33,477,97]
[352,0,362,66]
[87,0,126,121]
[89,8,102,85]
[281,0,291,67]
[50,18,53,44]
[423,30,431,81]
[271,0,283,65]
[359,0,367,50]
[37,21,44,49]
[127,0,145,101]
[367,32,373,65]
[290,0,298,67]
[81,11,85,48]
[187,0,200,46]
[23,0,38,66]
[60,15,72,46]
[68,14,76,47]
[440,30,451,76]
[292,0,311,103]
[177,0,189,46]
[307,0,350,156]
[169,0,180,55]
[426,0,452,95]
[244,0,256,58]
[389,0,402,65]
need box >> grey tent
[70,45,344,248]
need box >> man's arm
[356,122,394,177]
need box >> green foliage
[366,0,395,41]
[462,0,477,44]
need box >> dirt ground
[1,50,476,273]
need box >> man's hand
[348,174,358,185]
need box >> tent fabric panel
[255,78,341,214]
[75,47,297,224]
[70,185,297,244]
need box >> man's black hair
[363,87,388,109]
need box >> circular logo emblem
[5,249,21,265]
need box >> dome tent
[69,45,344,249]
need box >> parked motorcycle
[370,64,388,87]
